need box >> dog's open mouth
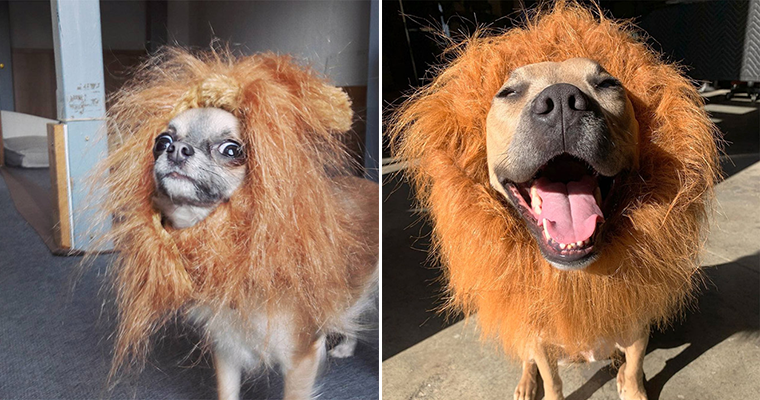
[501,154,620,270]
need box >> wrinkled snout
[495,83,619,184]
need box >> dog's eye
[154,133,173,153]
[596,78,621,89]
[497,87,519,98]
[218,140,243,158]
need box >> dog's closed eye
[497,87,519,98]
[496,83,528,99]
[594,78,621,90]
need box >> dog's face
[153,107,246,209]
[486,58,639,270]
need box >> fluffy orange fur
[389,2,719,360]
[99,48,377,377]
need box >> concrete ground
[381,90,760,399]
[383,162,759,400]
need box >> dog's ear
[249,55,353,136]
[304,82,353,134]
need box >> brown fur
[389,2,719,360]
[99,47,378,378]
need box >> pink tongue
[534,176,603,244]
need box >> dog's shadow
[566,253,760,400]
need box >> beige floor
[383,162,760,400]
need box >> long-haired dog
[99,48,378,400]
[389,3,719,399]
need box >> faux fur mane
[101,48,368,377]
[389,2,720,360]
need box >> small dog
[152,108,246,229]
[390,4,718,400]
[152,106,375,399]
[101,49,378,400]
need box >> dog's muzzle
[495,84,628,270]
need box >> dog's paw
[616,363,647,400]
[513,379,537,400]
[328,337,356,358]
[514,362,539,400]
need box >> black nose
[531,83,591,125]
[166,142,195,163]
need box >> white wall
[99,0,146,51]
[8,0,370,86]
[8,0,52,49]
[8,0,146,50]
[5,1,373,169]
[167,0,190,46]
[169,0,370,87]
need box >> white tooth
[560,243,566,249]
[576,241,583,247]
[594,187,602,206]
[542,219,550,239]
[531,186,542,214]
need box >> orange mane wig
[389,2,719,360]
[100,48,375,376]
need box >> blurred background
[6,0,376,173]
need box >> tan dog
[487,58,645,400]
[390,4,719,400]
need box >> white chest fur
[188,304,297,371]
[152,195,215,229]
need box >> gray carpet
[0,168,379,399]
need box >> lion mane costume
[100,48,377,377]
[390,2,719,360]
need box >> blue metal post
[50,0,110,251]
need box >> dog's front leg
[283,335,326,400]
[533,343,564,400]
[213,348,242,400]
[514,360,538,400]
[617,328,649,400]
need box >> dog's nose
[166,142,195,163]
[531,83,590,125]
